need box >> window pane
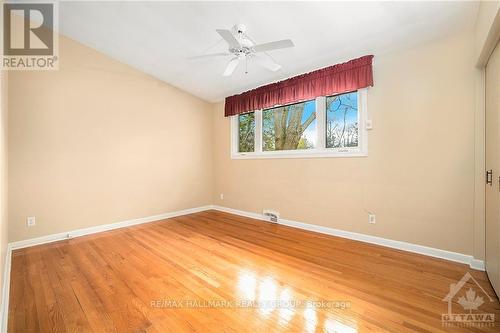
[326,91,358,148]
[238,113,255,152]
[262,100,316,151]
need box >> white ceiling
[58,1,478,102]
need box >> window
[232,88,368,159]
[238,113,255,152]
[262,100,316,151]
[326,91,358,148]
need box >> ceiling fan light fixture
[190,23,294,76]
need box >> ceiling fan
[189,24,294,76]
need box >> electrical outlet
[26,216,36,227]
[368,214,376,224]
[220,193,224,200]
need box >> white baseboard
[9,205,213,251]
[470,258,486,271]
[212,205,485,271]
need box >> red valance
[224,55,374,117]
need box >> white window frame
[231,88,369,159]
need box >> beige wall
[8,35,213,242]
[0,70,7,311]
[474,0,500,66]
[213,31,478,256]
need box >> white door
[485,40,500,297]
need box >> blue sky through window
[327,91,358,123]
[301,100,316,146]
[326,91,358,148]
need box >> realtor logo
[1,2,58,70]
[442,272,495,327]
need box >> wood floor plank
[8,210,500,332]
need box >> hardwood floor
[8,210,500,332]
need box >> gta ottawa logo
[442,272,495,327]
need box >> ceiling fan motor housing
[229,24,253,54]
[233,23,247,34]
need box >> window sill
[231,149,368,160]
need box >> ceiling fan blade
[187,53,231,60]
[216,29,241,49]
[253,39,294,53]
[223,58,240,76]
[253,54,281,72]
